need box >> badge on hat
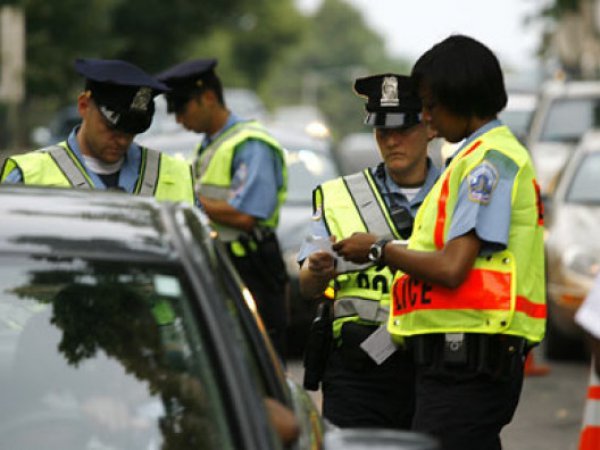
[381,76,399,107]
[353,73,422,129]
[130,87,153,112]
[74,58,167,134]
[468,161,499,204]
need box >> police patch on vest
[468,161,498,205]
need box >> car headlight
[563,247,600,279]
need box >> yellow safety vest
[1,142,195,204]
[388,125,546,344]
[195,120,287,242]
[318,169,405,338]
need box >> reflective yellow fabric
[388,126,546,344]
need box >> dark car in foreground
[544,130,600,360]
[0,186,439,450]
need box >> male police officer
[156,59,289,358]
[297,74,438,428]
[1,59,195,205]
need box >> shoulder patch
[467,161,499,205]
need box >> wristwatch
[368,238,391,265]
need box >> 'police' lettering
[395,276,433,312]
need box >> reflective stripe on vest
[344,172,395,238]
[136,149,160,196]
[580,365,600,450]
[318,170,401,337]
[389,126,546,342]
[434,140,482,249]
[334,296,390,323]
[47,145,93,189]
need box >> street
[286,346,591,449]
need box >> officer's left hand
[332,232,377,263]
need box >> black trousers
[411,335,525,450]
[231,254,288,359]
[321,325,416,429]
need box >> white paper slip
[360,324,398,365]
[307,235,373,272]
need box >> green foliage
[10,0,411,143]
[261,0,411,139]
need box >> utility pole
[0,6,25,153]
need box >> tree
[262,0,410,139]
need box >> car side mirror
[323,428,440,450]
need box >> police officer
[1,59,195,205]
[333,35,546,450]
[297,73,438,429]
[156,59,289,358]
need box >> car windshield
[0,256,235,450]
[541,98,600,143]
[566,153,600,204]
[285,149,338,203]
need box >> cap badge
[130,86,153,112]
[380,76,399,107]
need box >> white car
[526,79,600,196]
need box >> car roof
[541,79,600,98]
[578,129,600,153]
[0,185,193,262]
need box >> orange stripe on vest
[392,271,546,319]
[392,270,510,314]
[434,140,482,249]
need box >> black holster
[303,300,333,391]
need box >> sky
[296,0,548,72]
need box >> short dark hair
[194,70,225,106]
[411,35,507,118]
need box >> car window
[541,98,600,143]
[286,149,339,203]
[500,109,533,139]
[566,153,600,204]
[0,256,236,450]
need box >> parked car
[526,79,600,196]
[335,132,379,176]
[499,91,537,145]
[544,129,600,360]
[0,185,439,449]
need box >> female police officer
[298,73,438,429]
[333,35,546,449]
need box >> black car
[0,186,439,450]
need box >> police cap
[75,58,168,134]
[353,73,422,129]
[156,59,218,113]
